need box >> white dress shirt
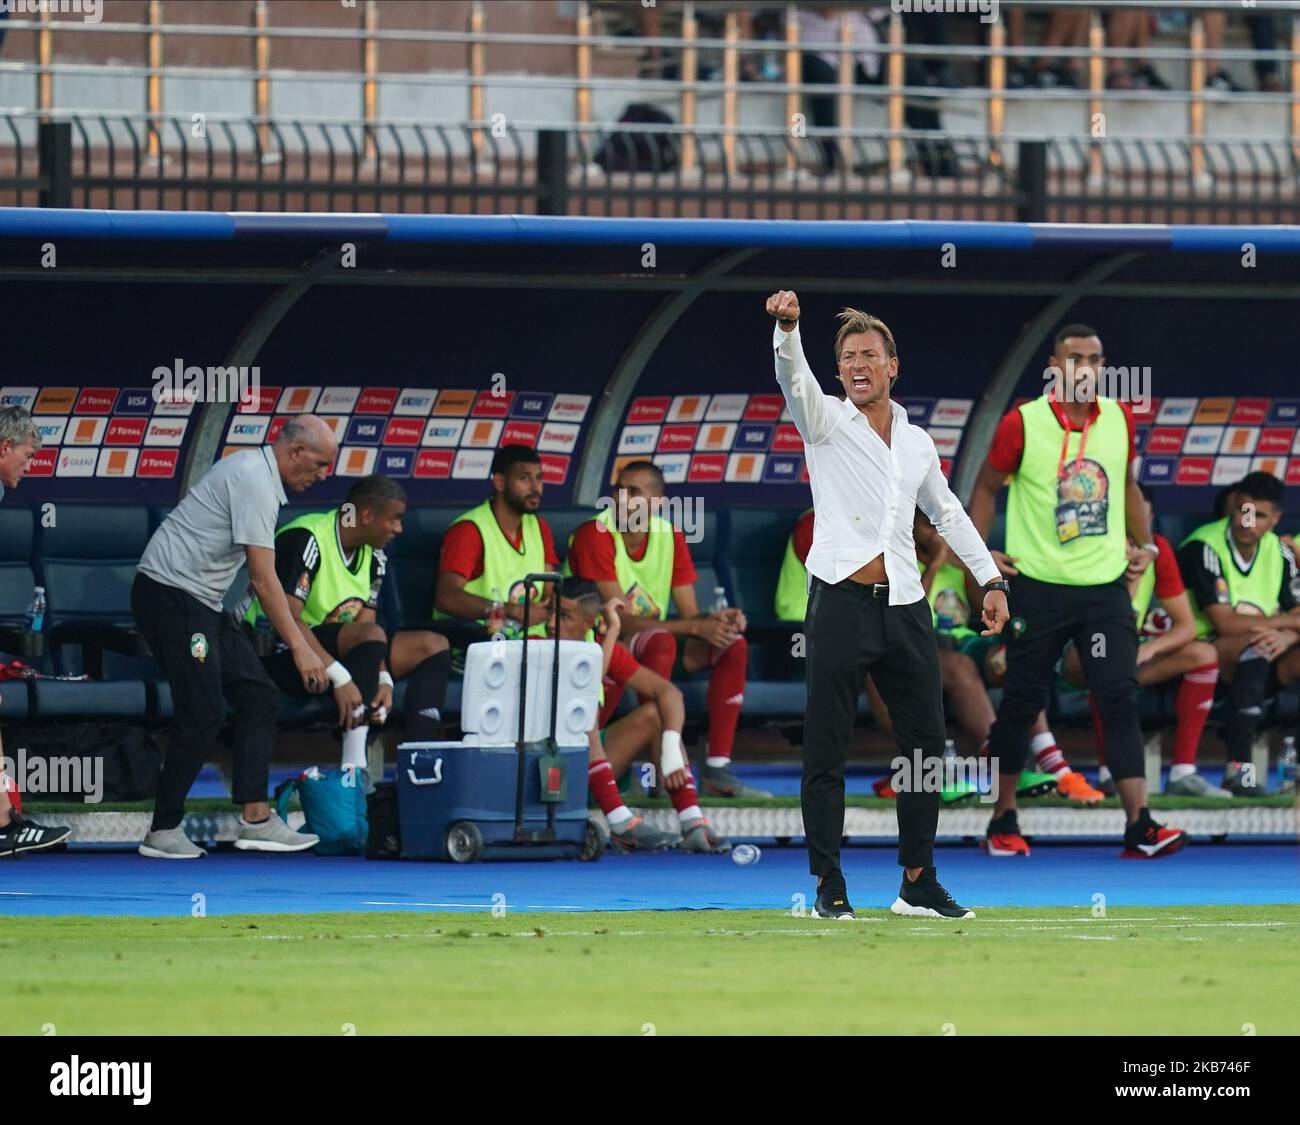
[773,322,1000,606]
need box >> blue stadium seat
[0,679,31,719]
[668,505,722,614]
[0,506,46,669]
[546,505,600,563]
[34,503,153,717]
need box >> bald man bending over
[132,416,336,858]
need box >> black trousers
[132,573,280,831]
[803,575,946,876]
[987,573,1143,781]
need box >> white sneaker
[138,827,207,860]
[234,811,319,853]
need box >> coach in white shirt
[767,290,1009,921]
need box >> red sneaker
[981,810,1030,856]
[872,775,898,799]
[1121,813,1187,859]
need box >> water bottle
[1280,736,1297,795]
[485,586,506,637]
[731,843,762,866]
[712,586,728,614]
[25,586,45,633]
[504,581,526,640]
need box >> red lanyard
[1049,389,1093,480]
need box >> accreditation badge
[1054,503,1082,544]
[190,632,210,663]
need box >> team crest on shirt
[325,598,365,624]
[1214,577,1231,605]
[190,633,209,663]
[1056,458,1110,539]
[293,571,312,601]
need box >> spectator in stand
[1106,8,1169,90]
[1203,8,1283,93]
[1005,4,1089,89]
[797,5,953,176]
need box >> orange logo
[35,387,77,414]
[434,390,475,416]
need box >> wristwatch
[1140,541,1160,557]
[983,579,1011,596]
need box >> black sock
[1226,656,1270,760]
[404,648,451,741]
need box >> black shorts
[261,623,348,696]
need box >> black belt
[838,578,890,598]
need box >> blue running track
[2,843,1296,917]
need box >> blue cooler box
[398,740,594,861]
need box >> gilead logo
[50,1057,151,1105]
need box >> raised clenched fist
[765,290,800,328]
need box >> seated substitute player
[776,508,1095,802]
[240,475,452,770]
[566,459,768,799]
[435,444,558,640]
[552,577,731,853]
[1062,485,1225,798]
[1177,471,1300,796]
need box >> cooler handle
[405,758,443,786]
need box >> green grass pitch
[7,905,1299,1035]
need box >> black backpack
[4,722,162,802]
[594,103,679,173]
[365,781,401,860]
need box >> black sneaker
[814,875,855,920]
[0,815,72,857]
[891,867,975,919]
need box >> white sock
[606,805,634,828]
[705,756,729,768]
[341,727,368,771]
[1169,764,1197,782]
[677,804,703,827]
[1098,765,1114,783]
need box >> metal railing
[5,1,1300,180]
[7,112,1298,224]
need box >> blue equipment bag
[275,765,368,856]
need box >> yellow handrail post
[784,2,799,174]
[723,9,738,174]
[253,0,271,158]
[887,11,904,179]
[146,0,162,158]
[681,0,697,172]
[1189,14,1207,185]
[362,0,379,161]
[468,0,486,165]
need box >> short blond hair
[834,308,898,364]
